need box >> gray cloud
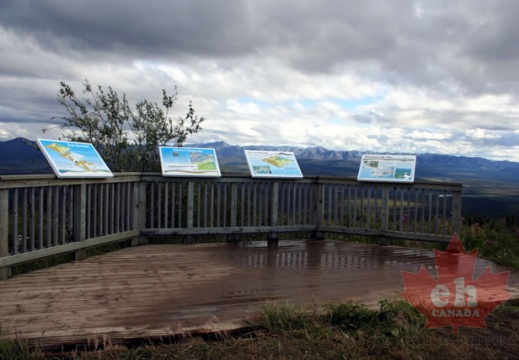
[1,0,519,159]
[1,0,517,93]
[0,0,259,59]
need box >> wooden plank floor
[1,240,518,348]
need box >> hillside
[1,138,518,217]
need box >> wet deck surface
[1,240,518,347]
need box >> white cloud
[408,131,452,141]
[2,1,519,161]
[464,128,500,140]
[225,99,261,114]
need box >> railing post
[451,188,462,236]
[186,181,194,228]
[230,182,238,227]
[227,182,240,243]
[312,179,325,240]
[132,180,148,246]
[268,182,279,245]
[73,183,87,261]
[374,186,390,244]
[185,181,195,243]
[0,188,11,280]
[380,187,389,232]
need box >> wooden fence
[0,173,462,279]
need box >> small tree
[46,80,205,172]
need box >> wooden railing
[0,173,462,279]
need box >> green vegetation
[461,215,519,268]
[0,335,41,359]
[5,298,519,359]
[46,80,205,172]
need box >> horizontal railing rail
[0,173,462,279]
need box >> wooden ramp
[1,240,518,348]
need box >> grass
[12,298,519,359]
[0,334,42,359]
[460,215,519,268]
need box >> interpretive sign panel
[159,147,221,177]
[357,154,416,183]
[37,139,113,178]
[244,150,303,178]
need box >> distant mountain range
[1,137,519,218]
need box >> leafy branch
[45,80,205,172]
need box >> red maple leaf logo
[401,233,511,334]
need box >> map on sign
[159,147,221,177]
[357,154,416,183]
[37,139,113,178]
[244,150,303,178]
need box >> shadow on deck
[1,240,518,349]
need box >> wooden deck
[1,240,518,348]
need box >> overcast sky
[1,0,519,161]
